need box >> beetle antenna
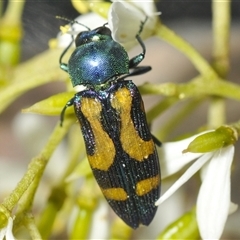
[56,16,91,31]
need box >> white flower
[155,134,237,240]
[108,1,159,43]
[57,1,160,51]
[0,217,15,240]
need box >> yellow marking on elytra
[136,175,160,196]
[111,88,154,161]
[101,187,128,201]
[81,98,115,171]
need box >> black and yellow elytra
[60,18,161,229]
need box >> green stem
[61,124,85,181]
[0,1,26,66]
[23,212,42,240]
[207,1,231,128]
[212,0,230,77]
[16,176,43,216]
[37,186,67,239]
[1,118,73,212]
[158,98,204,140]
[140,75,240,101]
[156,24,218,80]
[157,207,200,239]
[147,97,179,124]
[207,97,226,128]
[0,49,65,113]
[1,0,25,24]
[37,124,84,239]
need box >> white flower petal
[129,0,157,16]
[197,146,234,240]
[108,1,159,44]
[108,2,145,43]
[0,217,15,240]
[5,218,15,240]
[161,135,198,159]
[161,151,202,179]
[155,153,212,206]
[0,226,7,240]
[160,131,213,178]
[160,138,204,178]
[124,0,160,30]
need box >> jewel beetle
[60,18,161,229]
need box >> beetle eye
[74,26,112,47]
[95,26,112,36]
[75,31,89,46]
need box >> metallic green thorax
[68,30,129,86]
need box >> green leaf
[23,92,75,116]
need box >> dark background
[2,0,240,61]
